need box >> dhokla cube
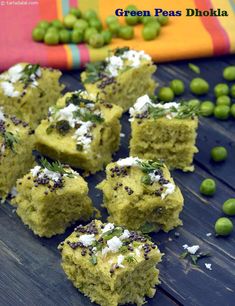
[14,159,93,237]
[81,47,157,112]
[0,63,63,128]
[0,107,35,198]
[35,90,122,173]
[97,157,184,232]
[59,220,162,306]
[129,95,199,171]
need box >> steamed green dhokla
[59,220,162,306]
[0,107,35,198]
[97,157,184,232]
[35,90,122,173]
[81,47,157,112]
[0,63,63,128]
[129,95,199,171]
[14,159,93,237]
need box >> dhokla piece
[97,157,184,232]
[14,159,93,237]
[35,90,122,173]
[129,95,199,171]
[0,107,34,198]
[59,220,162,306]
[81,47,157,112]
[0,63,63,128]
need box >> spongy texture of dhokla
[35,90,122,173]
[59,220,162,306]
[129,96,199,171]
[97,157,184,232]
[0,108,35,198]
[0,63,63,128]
[14,161,93,237]
[81,47,157,112]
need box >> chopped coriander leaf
[102,227,123,240]
[125,255,137,263]
[89,254,97,265]
[73,109,104,124]
[40,158,74,178]
[113,46,130,56]
[137,160,163,174]
[3,131,18,152]
[83,61,107,84]
[66,91,95,106]
[20,64,40,86]
[175,102,200,119]
[141,174,152,185]
[180,250,211,265]
[188,63,200,74]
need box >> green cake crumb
[129,95,199,171]
[59,220,163,306]
[97,157,184,232]
[81,47,157,111]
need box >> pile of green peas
[214,198,235,236]
[32,5,169,48]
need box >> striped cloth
[0,0,235,71]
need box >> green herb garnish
[40,158,74,178]
[125,255,137,264]
[73,109,104,124]
[4,131,18,152]
[84,61,107,84]
[119,246,128,254]
[137,160,163,174]
[114,47,130,56]
[89,254,97,265]
[102,227,123,241]
[20,64,40,86]
[180,251,211,266]
[66,90,95,106]
[188,63,200,74]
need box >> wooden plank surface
[1,55,235,306]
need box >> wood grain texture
[0,55,235,306]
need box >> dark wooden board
[1,55,235,306]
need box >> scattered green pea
[142,26,157,41]
[157,15,169,25]
[105,15,119,26]
[200,101,214,117]
[230,84,235,98]
[215,217,233,236]
[108,21,120,36]
[37,20,50,30]
[118,26,134,40]
[170,79,185,95]
[59,29,71,43]
[47,26,59,33]
[222,199,235,216]
[216,95,231,106]
[84,27,98,43]
[223,66,235,81]
[158,87,175,102]
[32,27,45,42]
[146,21,161,35]
[200,178,216,196]
[125,15,139,26]
[188,99,201,108]
[210,146,228,162]
[44,31,59,45]
[64,14,77,29]
[230,104,235,118]
[214,83,229,97]
[190,78,210,95]
[101,30,112,45]
[89,33,104,48]
[89,18,103,31]
[73,19,88,32]
[126,4,138,11]
[214,105,230,120]
[51,19,64,29]
[83,9,97,21]
[71,29,84,44]
[69,7,82,18]
[142,16,158,25]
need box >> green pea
[216,95,231,106]
[126,4,138,11]
[188,99,200,108]
[222,199,235,216]
[51,19,64,29]
[158,87,175,102]
[170,79,185,95]
[88,33,104,48]
[101,30,112,45]
[210,146,228,162]
[157,15,169,25]
[215,217,233,236]
[142,26,157,41]
[47,26,58,33]
[190,77,210,95]
[73,19,88,32]
[125,15,139,26]
[147,21,161,34]
[84,27,98,43]
[200,101,214,117]
[59,29,71,43]
[200,178,216,196]
[214,83,229,97]
[106,15,118,26]
[69,8,82,18]
[214,105,230,120]
[89,18,103,31]
[83,9,97,21]
[230,84,235,98]
[37,20,50,30]
[223,66,235,81]
[44,31,59,45]
[230,104,235,118]
[32,27,45,42]
[71,29,84,44]
[118,26,134,40]
[108,21,120,36]
[142,16,158,25]
[64,14,77,29]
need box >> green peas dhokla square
[59,220,163,306]
[97,157,184,232]
[0,63,63,128]
[129,95,199,171]
[14,160,93,238]
[81,47,157,112]
[35,90,122,173]
[0,107,35,199]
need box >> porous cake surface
[0,107,34,198]
[81,47,157,112]
[97,157,184,232]
[59,220,162,306]
[14,159,93,237]
[0,63,63,128]
[129,95,199,171]
[35,90,122,173]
